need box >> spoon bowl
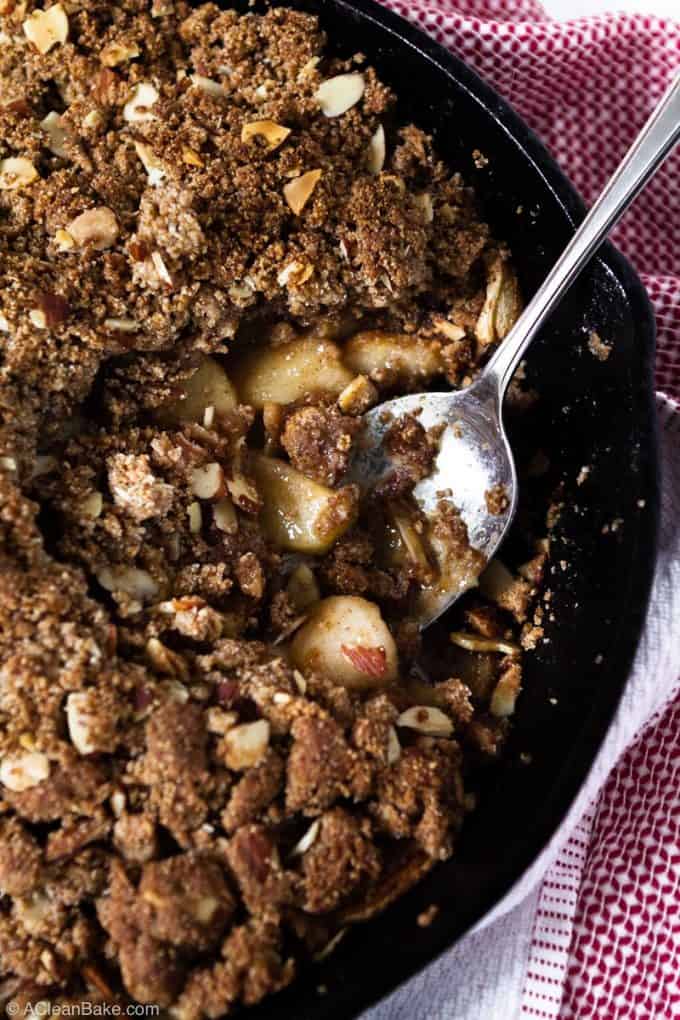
[348,378,517,626]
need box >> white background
[544,0,677,19]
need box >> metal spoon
[349,73,680,628]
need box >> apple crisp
[0,1,543,1015]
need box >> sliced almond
[181,145,204,167]
[490,662,522,718]
[277,260,314,287]
[433,318,466,341]
[397,705,453,738]
[67,207,118,250]
[134,140,165,185]
[29,309,47,330]
[103,317,139,333]
[65,692,96,755]
[40,111,67,157]
[415,192,434,224]
[387,725,401,764]
[315,73,365,117]
[223,719,270,770]
[206,707,238,735]
[23,3,68,54]
[366,123,385,174]
[83,110,103,130]
[214,497,238,534]
[290,818,320,856]
[0,751,50,792]
[101,40,140,67]
[241,119,291,151]
[151,250,173,286]
[81,492,103,518]
[191,74,228,98]
[337,374,378,415]
[203,405,215,429]
[283,168,322,215]
[187,501,202,534]
[449,630,520,656]
[55,228,75,251]
[286,564,320,613]
[97,565,158,600]
[145,637,188,680]
[123,81,159,123]
[0,157,38,191]
[190,462,224,500]
[0,312,9,332]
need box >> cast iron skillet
[228,0,660,1015]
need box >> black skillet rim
[241,0,661,1016]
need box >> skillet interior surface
[222,0,660,1015]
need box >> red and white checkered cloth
[372,3,680,1018]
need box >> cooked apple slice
[156,357,237,425]
[230,336,353,409]
[251,454,358,554]
[290,595,398,690]
[342,330,443,387]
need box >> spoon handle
[483,71,680,397]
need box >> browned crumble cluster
[0,1,543,1015]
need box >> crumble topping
[0,2,545,1015]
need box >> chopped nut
[134,141,165,185]
[191,74,228,97]
[190,462,225,500]
[0,456,17,472]
[65,692,96,755]
[315,73,365,117]
[23,3,68,54]
[101,40,140,67]
[241,119,291,151]
[55,228,75,251]
[223,719,270,770]
[0,312,9,332]
[290,819,320,856]
[0,751,50,792]
[187,501,202,533]
[337,374,378,415]
[397,705,454,738]
[0,157,38,191]
[67,207,119,250]
[214,497,238,534]
[40,111,67,157]
[366,123,385,174]
[283,168,322,215]
[123,81,159,123]
[182,145,204,167]
[81,492,103,518]
[97,565,158,600]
